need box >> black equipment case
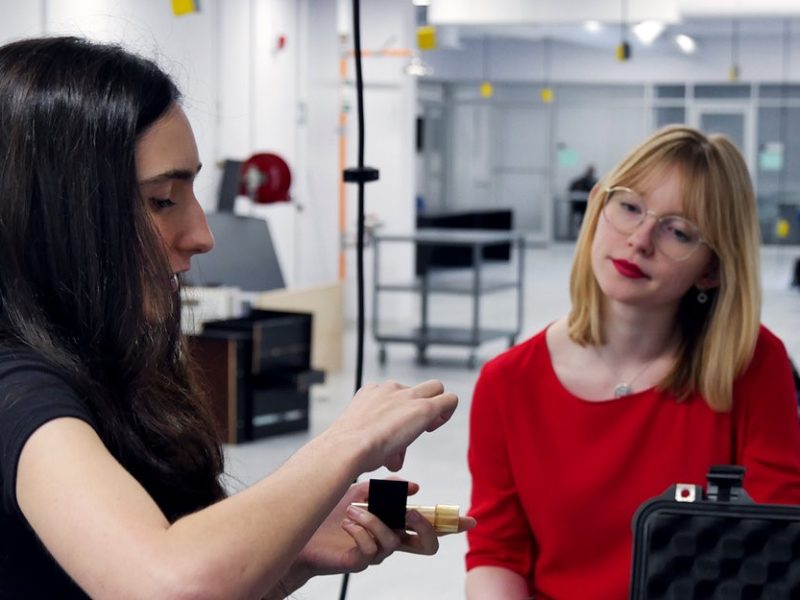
[630,465,800,599]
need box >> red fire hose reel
[239,152,292,204]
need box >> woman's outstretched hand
[329,379,458,474]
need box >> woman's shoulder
[479,325,551,382]
[748,325,789,367]
[755,324,785,351]
[0,345,68,381]
[733,325,792,390]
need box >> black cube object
[367,479,409,530]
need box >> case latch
[705,465,746,503]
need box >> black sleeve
[0,351,96,517]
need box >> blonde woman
[465,126,800,599]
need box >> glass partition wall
[420,81,800,244]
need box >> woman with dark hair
[0,36,471,599]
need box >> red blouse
[466,326,800,600]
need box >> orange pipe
[338,58,348,280]
[337,47,415,281]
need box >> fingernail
[342,518,355,528]
[347,504,365,519]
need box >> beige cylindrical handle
[351,502,461,534]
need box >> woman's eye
[619,201,642,214]
[151,197,175,210]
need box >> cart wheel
[467,354,477,370]
[378,347,387,365]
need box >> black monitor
[185,212,285,291]
[217,159,243,213]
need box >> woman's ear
[588,182,602,203]
[695,258,720,291]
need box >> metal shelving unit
[372,229,526,368]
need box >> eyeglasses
[602,187,709,262]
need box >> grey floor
[223,243,800,600]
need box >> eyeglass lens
[603,189,702,260]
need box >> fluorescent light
[584,20,602,33]
[412,0,432,5]
[405,56,433,77]
[675,34,696,54]
[632,20,665,45]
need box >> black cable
[352,0,366,403]
[339,0,378,597]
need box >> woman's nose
[179,201,215,256]
[627,214,658,254]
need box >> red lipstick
[611,259,647,279]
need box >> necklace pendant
[614,383,633,398]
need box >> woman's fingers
[400,511,440,555]
[409,379,445,398]
[384,449,406,472]
[452,515,477,535]
[342,519,378,571]
[424,392,459,432]
[344,504,400,564]
[341,378,459,472]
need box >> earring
[697,289,708,304]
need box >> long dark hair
[0,36,225,519]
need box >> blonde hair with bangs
[567,125,761,412]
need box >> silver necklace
[593,346,662,399]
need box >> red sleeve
[734,326,800,504]
[465,356,536,581]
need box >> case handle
[705,464,750,503]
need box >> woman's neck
[599,300,680,361]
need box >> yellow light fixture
[616,0,631,61]
[171,0,199,16]
[776,218,790,239]
[479,37,493,99]
[417,25,436,51]
[540,39,554,104]
[729,20,740,82]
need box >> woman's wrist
[316,423,376,477]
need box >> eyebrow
[139,163,202,185]
[613,186,690,217]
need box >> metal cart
[372,229,526,369]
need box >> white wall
[0,0,347,292]
[341,0,417,323]
[42,0,222,215]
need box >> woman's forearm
[466,566,530,600]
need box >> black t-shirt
[0,349,95,598]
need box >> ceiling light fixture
[480,37,493,98]
[674,34,696,54]
[584,21,602,33]
[632,20,665,45]
[616,0,631,61]
[405,55,433,77]
[729,19,740,81]
[412,0,432,6]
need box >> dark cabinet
[188,309,323,444]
